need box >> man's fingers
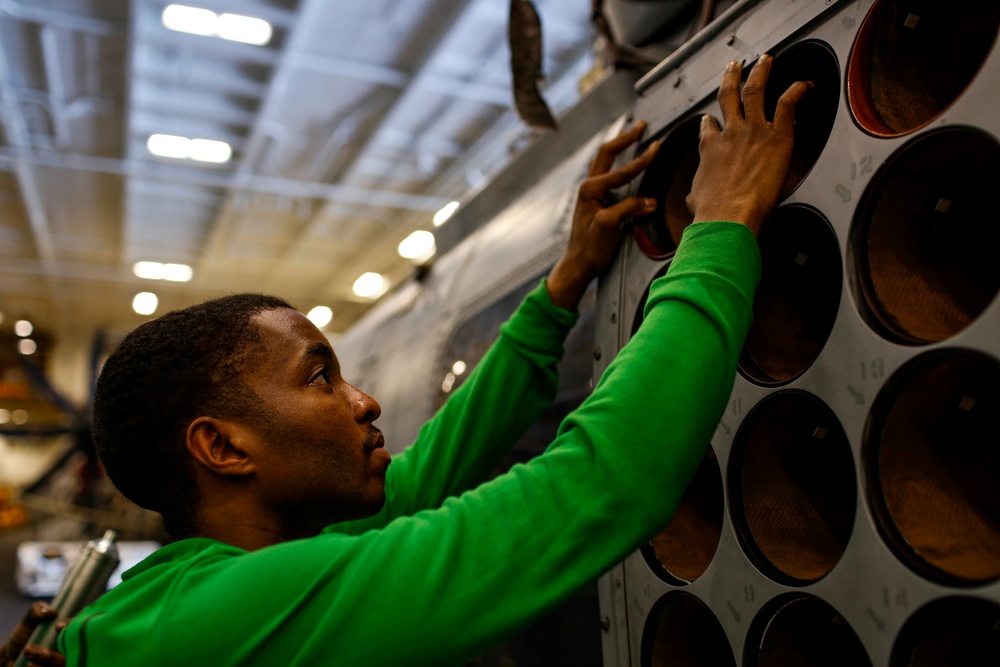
[23,644,67,667]
[5,603,57,657]
[717,60,744,126]
[742,54,772,125]
[596,196,656,228]
[589,121,647,176]
[700,113,721,139]
[588,139,659,194]
[772,80,812,137]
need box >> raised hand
[687,55,811,235]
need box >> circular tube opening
[851,127,1000,344]
[740,205,841,385]
[765,40,841,197]
[745,594,872,667]
[847,0,1000,137]
[730,391,856,585]
[641,592,735,667]
[865,349,1000,585]
[641,447,724,585]
[890,597,1000,667]
[632,117,701,260]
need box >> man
[54,57,805,665]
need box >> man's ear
[186,417,256,477]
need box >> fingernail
[646,139,661,152]
[644,198,657,210]
[725,60,738,72]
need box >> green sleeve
[326,280,579,536]
[62,222,759,667]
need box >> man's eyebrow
[302,342,334,363]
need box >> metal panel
[599,1,1000,664]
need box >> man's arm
[59,56,808,667]
[327,125,660,535]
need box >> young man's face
[239,307,391,528]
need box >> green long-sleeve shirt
[60,221,759,666]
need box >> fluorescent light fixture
[162,5,272,45]
[189,138,232,164]
[134,261,193,282]
[352,272,385,299]
[433,201,460,227]
[133,261,165,280]
[147,134,190,159]
[162,4,217,36]
[397,230,436,261]
[162,263,194,282]
[133,292,159,316]
[17,339,37,356]
[306,306,333,328]
[13,320,32,337]
[218,13,273,45]
[147,134,232,164]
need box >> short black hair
[92,293,293,538]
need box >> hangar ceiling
[0,0,597,341]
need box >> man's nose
[349,384,381,422]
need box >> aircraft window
[729,391,856,585]
[764,40,840,198]
[850,128,1000,344]
[889,597,1000,667]
[740,205,841,385]
[865,349,1000,585]
[745,594,872,667]
[632,116,701,260]
[640,592,735,667]
[848,0,1000,137]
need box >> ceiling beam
[260,0,482,286]
[0,0,126,36]
[0,149,450,211]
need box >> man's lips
[364,430,386,452]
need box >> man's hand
[687,55,811,235]
[547,121,660,310]
[0,602,67,667]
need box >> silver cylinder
[14,530,120,666]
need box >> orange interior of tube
[737,393,855,583]
[875,352,1000,583]
[741,206,841,385]
[847,0,1000,136]
[644,593,735,667]
[858,129,1000,343]
[751,596,872,667]
[646,449,723,584]
[633,117,701,260]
